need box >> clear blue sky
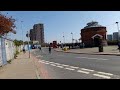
[1,11,120,43]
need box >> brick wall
[81,27,107,47]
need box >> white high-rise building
[107,34,112,41]
[113,32,118,41]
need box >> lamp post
[21,21,24,46]
[71,32,73,48]
[116,22,120,42]
[63,32,65,47]
[60,41,61,48]
[71,32,73,43]
[27,31,30,58]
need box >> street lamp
[71,32,73,44]
[71,32,74,48]
[63,32,65,47]
[27,31,30,58]
[116,22,120,41]
[21,21,24,46]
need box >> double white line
[93,72,113,79]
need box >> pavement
[0,51,40,79]
[55,45,120,56]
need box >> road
[31,47,120,79]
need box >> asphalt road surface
[32,47,120,79]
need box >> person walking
[38,46,41,50]
[23,47,26,54]
[49,45,51,54]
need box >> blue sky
[1,11,120,43]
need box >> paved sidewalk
[55,46,120,56]
[31,51,51,79]
[0,52,38,79]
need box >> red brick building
[81,21,107,47]
[53,41,57,48]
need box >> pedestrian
[23,47,26,54]
[39,46,41,50]
[82,43,85,48]
[118,42,120,52]
[49,45,51,54]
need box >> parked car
[31,45,36,49]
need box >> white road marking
[76,57,108,60]
[50,64,56,66]
[93,74,111,79]
[49,62,54,64]
[62,64,69,67]
[41,61,46,63]
[69,66,79,69]
[97,72,113,76]
[44,63,50,64]
[76,57,87,59]
[88,58,108,60]
[38,61,46,63]
[40,62,46,64]
[100,59,108,60]
[65,68,75,71]
[38,60,115,79]
[81,68,94,72]
[54,63,61,65]
[38,61,42,62]
[38,61,42,63]
[77,70,89,74]
[41,60,45,61]
[44,61,49,62]
[56,66,64,68]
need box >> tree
[0,12,16,35]
[13,39,23,47]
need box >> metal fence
[0,37,7,65]
[0,36,16,66]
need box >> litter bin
[64,47,67,51]
[98,45,103,52]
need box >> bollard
[98,45,103,52]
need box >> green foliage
[13,39,22,58]
[24,41,28,45]
[24,41,33,45]
[13,39,23,46]
[107,40,118,45]
[7,60,12,64]
[16,50,19,55]
[14,50,19,59]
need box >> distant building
[107,34,112,41]
[53,41,57,48]
[30,29,35,41]
[80,21,107,47]
[113,32,118,41]
[30,23,44,45]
